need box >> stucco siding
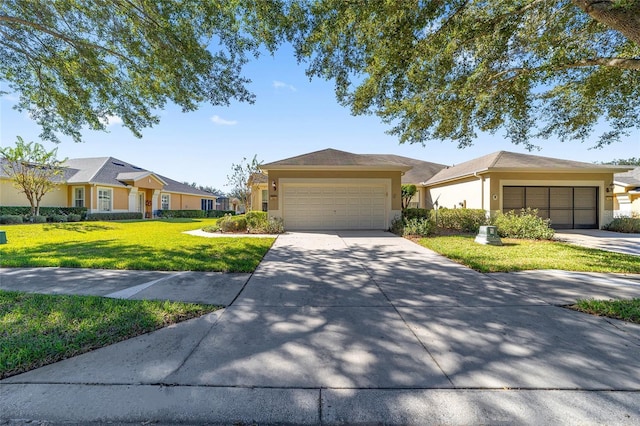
[427,177,485,210]
[0,179,68,207]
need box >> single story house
[613,167,640,217]
[0,157,217,217]
[258,148,633,231]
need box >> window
[261,190,268,212]
[73,187,85,207]
[201,199,214,211]
[98,188,112,211]
[161,194,170,210]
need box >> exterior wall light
[272,180,277,192]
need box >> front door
[138,193,145,215]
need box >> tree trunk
[572,0,640,45]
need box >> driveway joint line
[340,236,456,388]
[4,382,639,392]
[104,271,189,299]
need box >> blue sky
[1,44,638,192]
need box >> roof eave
[261,165,412,172]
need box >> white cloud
[210,115,238,126]
[273,80,297,92]
[99,115,123,127]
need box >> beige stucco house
[257,148,632,231]
[422,151,631,229]
[613,167,640,217]
[0,157,217,217]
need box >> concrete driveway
[555,229,640,256]
[2,231,640,424]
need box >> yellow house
[0,157,217,217]
[613,167,640,217]
[259,148,633,231]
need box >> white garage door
[282,183,388,230]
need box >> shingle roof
[614,166,640,187]
[63,157,213,196]
[0,158,75,182]
[424,151,632,185]
[261,148,412,171]
[363,154,447,184]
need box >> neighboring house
[248,172,269,212]
[260,148,632,231]
[0,157,217,217]
[613,167,640,217]
[422,151,631,229]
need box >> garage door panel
[283,183,388,230]
[503,186,598,229]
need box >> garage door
[503,186,598,229]
[282,183,387,230]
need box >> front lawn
[0,289,219,378]
[417,235,640,273]
[0,219,274,272]
[569,298,640,324]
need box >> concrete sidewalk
[2,231,640,424]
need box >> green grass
[570,299,640,324]
[0,289,220,378]
[0,219,274,272]
[417,235,640,273]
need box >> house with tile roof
[0,157,217,217]
[258,148,632,231]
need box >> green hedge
[156,210,205,218]
[0,206,87,218]
[0,215,23,224]
[491,208,555,240]
[86,212,143,221]
[604,217,640,233]
[434,208,488,233]
[403,208,430,220]
[207,210,236,218]
[217,214,247,232]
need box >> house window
[98,188,112,211]
[201,199,213,211]
[161,194,170,210]
[73,187,85,207]
[261,190,268,212]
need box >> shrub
[403,217,434,237]
[403,208,430,220]
[0,206,87,219]
[86,212,143,221]
[50,214,68,223]
[245,211,268,230]
[156,210,205,218]
[67,214,82,222]
[433,208,488,233]
[207,210,236,218]
[492,208,555,240]
[31,215,47,224]
[217,214,247,233]
[390,216,434,237]
[604,217,640,233]
[262,217,285,234]
[0,215,23,224]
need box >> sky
[1,44,638,193]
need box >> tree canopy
[288,0,640,149]
[0,0,287,143]
[1,1,638,149]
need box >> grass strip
[569,299,640,324]
[417,235,640,273]
[0,219,274,272]
[0,290,220,379]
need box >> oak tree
[289,0,640,149]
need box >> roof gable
[262,148,412,171]
[424,151,632,185]
[614,166,640,187]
